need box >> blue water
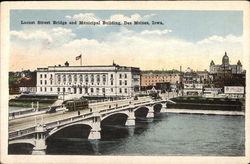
[45,113,244,156]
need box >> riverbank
[168,96,245,111]
[9,94,58,107]
[163,108,244,116]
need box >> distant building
[209,52,246,88]
[182,68,204,96]
[18,77,37,93]
[141,72,182,87]
[210,52,243,74]
[36,62,140,98]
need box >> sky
[9,10,243,71]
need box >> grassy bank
[9,101,55,108]
[168,96,244,111]
[9,94,58,107]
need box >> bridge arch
[153,103,163,113]
[47,123,93,139]
[101,112,129,126]
[9,139,35,147]
[134,106,149,119]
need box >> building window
[50,74,52,79]
[40,80,42,85]
[111,88,113,92]
[111,81,113,85]
[103,74,106,82]
[119,88,122,93]
[119,80,122,85]
[124,74,127,78]
[80,75,83,82]
[91,88,94,93]
[110,74,113,79]
[69,75,72,82]
[97,75,100,82]
[74,88,76,94]
[79,88,82,94]
[40,87,42,92]
[40,74,42,78]
[85,75,89,83]
[63,88,65,93]
[45,74,47,78]
[102,88,105,93]
[50,80,52,85]
[68,88,71,92]
[96,88,99,94]
[125,80,127,85]
[63,75,66,82]
[91,74,94,83]
[44,87,47,92]
[45,80,47,85]
[119,74,122,78]
[125,88,127,93]
[57,75,61,82]
[74,74,77,82]
[50,87,52,91]
[57,87,60,92]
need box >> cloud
[65,13,99,22]
[141,29,172,35]
[65,12,156,23]
[10,27,243,72]
[10,30,53,42]
[10,27,76,48]
[107,13,155,22]
[197,34,242,44]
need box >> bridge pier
[160,103,167,113]
[146,106,154,121]
[125,108,135,126]
[32,125,47,155]
[88,112,101,140]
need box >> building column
[32,125,47,155]
[88,112,101,140]
[125,107,135,126]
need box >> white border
[1,1,249,164]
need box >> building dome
[237,60,242,66]
[210,60,215,66]
[222,51,229,65]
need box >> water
[44,113,244,156]
[9,106,30,112]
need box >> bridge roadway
[9,96,152,132]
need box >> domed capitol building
[209,52,246,88]
[209,52,243,74]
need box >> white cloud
[10,27,243,72]
[10,27,76,48]
[52,27,75,37]
[66,13,100,22]
[141,29,172,35]
[65,12,156,23]
[197,34,242,44]
[10,30,53,42]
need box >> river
[42,113,244,156]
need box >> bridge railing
[9,105,63,119]
[9,126,36,140]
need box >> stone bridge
[8,99,172,155]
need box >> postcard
[0,1,249,164]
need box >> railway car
[64,99,89,112]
